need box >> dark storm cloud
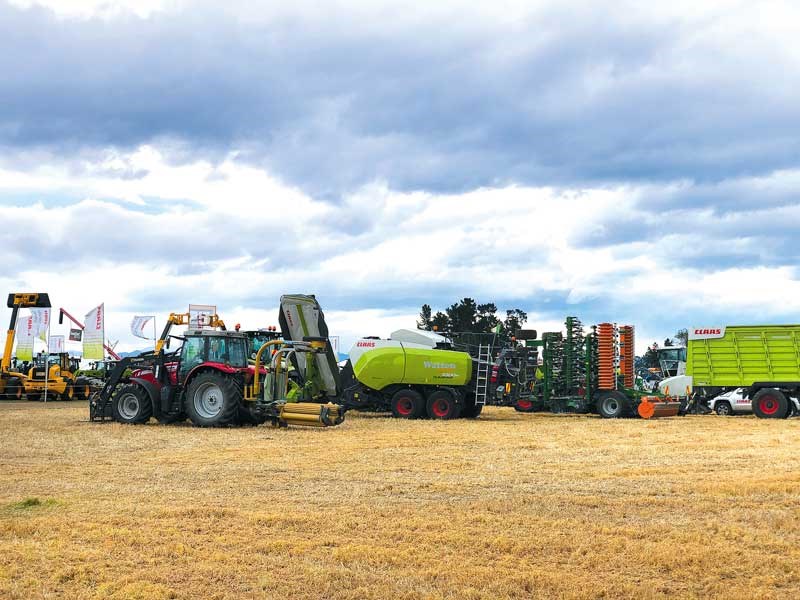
[2,2,800,197]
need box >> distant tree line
[417,298,528,337]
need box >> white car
[710,388,800,416]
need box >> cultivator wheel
[595,390,630,419]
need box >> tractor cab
[175,329,249,382]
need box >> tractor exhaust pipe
[279,402,344,427]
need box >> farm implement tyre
[60,382,74,401]
[391,389,425,419]
[714,401,733,416]
[185,372,240,427]
[514,398,535,413]
[111,384,153,424]
[74,377,92,400]
[752,389,788,419]
[596,391,630,419]
[4,378,23,401]
[461,397,483,419]
[238,404,268,426]
[426,389,462,420]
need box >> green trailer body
[688,325,800,387]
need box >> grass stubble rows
[0,402,798,599]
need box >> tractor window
[228,338,247,367]
[179,336,207,376]
[207,337,247,367]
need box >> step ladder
[475,344,492,406]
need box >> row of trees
[417,298,528,336]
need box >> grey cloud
[2,2,800,197]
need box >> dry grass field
[1,402,799,599]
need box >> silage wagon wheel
[426,389,462,420]
[595,390,631,419]
[185,371,240,427]
[390,389,425,419]
[111,384,153,424]
[751,389,789,419]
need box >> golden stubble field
[1,403,799,599]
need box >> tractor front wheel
[111,384,153,424]
[185,372,240,427]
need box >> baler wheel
[426,389,462,420]
[391,389,425,419]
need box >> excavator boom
[3,293,51,373]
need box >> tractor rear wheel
[111,384,153,424]
[752,389,788,419]
[426,389,462,420]
[390,389,425,419]
[185,372,240,427]
[596,391,630,419]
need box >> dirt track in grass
[1,402,799,599]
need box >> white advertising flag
[31,308,50,342]
[15,316,35,362]
[130,315,155,340]
[83,304,105,360]
[48,335,65,354]
[189,304,216,328]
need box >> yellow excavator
[22,351,85,401]
[1,293,49,400]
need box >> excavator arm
[3,293,51,373]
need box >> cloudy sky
[1,0,799,355]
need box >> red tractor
[90,296,344,428]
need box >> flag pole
[44,312,50,403]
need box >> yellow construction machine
[1,293,50,400]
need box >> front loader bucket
[279,402,344,427]
[637,396,682,419]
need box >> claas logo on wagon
[694,328,721,335]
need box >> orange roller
[596,323,616,390]
[637,396,682,419]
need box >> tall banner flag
[83,304,105,360]
[49,335,65,354]
[130,315,155,340]
[31,308,51,342]
[15,316,35,362]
